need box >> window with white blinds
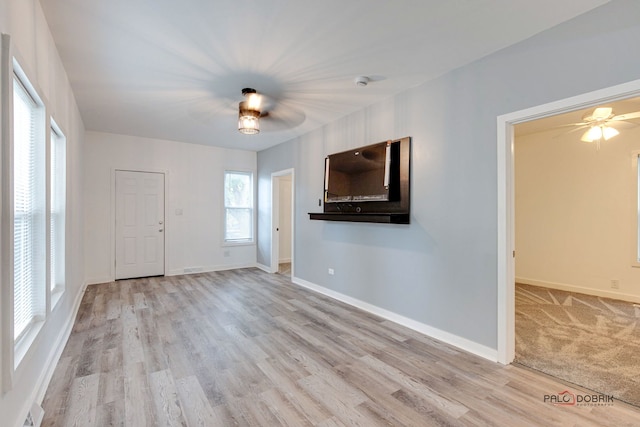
[224,171,254,242]
[13,74,45,342]
[50,124,66,294]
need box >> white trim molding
[165,262,257,277]
[0,32,14,394]
[17,281,87,427]
[254,263,271,273]
[292,276,498,363]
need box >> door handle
[159,229,164,232]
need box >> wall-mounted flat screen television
[324,141,392,203]
[311,137,410,223]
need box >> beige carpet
[515,283,640,407]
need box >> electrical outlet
[328,268,334,275]
[611,279,619,289]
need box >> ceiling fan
[237,88,305,135]
[565,106,640,149]
[187,86,306,135]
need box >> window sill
[51,288,64,310]
[222,240,255,247]
[14,319,45,369]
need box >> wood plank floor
[41,269,640,426]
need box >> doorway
[497,78,640,364]
[115,170,165,280]
[271,169,294,276]
[509,96,640,406]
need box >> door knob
[159,229,164,232]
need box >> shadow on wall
[320,218,436,253]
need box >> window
[50,123,66,294]
[224,171,254,242]
[13,72,45,342]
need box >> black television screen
[324,141,391,203]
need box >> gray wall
[257,0,640,350]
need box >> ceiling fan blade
[585,107,613,121]
[548,121,588,130]
[552,124,590,139]
[610,111,640,121]
[187,96,236,124]
[607,119,637,129]
[260,105,306,132]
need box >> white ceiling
[39,0,610,151]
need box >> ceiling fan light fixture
[581,125,619,143]
[602,126,619,140]
[238,101,260,134]
[238,88,261,135]
[581,126,603,142]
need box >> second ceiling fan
[567,106,640,149]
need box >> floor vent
[23,402,44,427]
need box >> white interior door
[115,170,165,280]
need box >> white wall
[84,131,257,283]
[0,1,85,426]
[516,125,640,301]
[278,176,292,262]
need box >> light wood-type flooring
[42,269,640,426]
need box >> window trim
[49,119,66,303]
[633,151,640,268]
[0,32,13,393]
[223,170,255,245]
[12,65,47,344]
[9,57,48,372]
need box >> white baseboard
[254,263,272,273]
[85,276,112,285]
[166,262,257,277]
[89,263,262,283]
[278,258,291,263]
[516,277,640,304]
[291,276,498,362]
[16,281,88,427]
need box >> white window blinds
[13,75,44,341]
[224,171,254,242]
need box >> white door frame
[111,168,168,281]
[496,78,640,364]
[270,169,295,275]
